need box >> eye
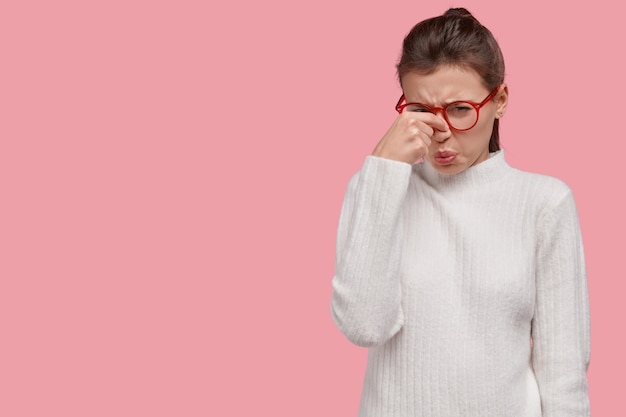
[447,104,473,116]
[405,104,431,113]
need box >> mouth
[433,150,457,165]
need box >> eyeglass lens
[403,103,477,130]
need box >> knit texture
[331,151,591,417]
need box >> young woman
[330,8,591,417]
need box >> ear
[495,84,508,119]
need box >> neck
[417,150,510,191]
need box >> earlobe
[495,84,509,118]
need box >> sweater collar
[416,150,511,190]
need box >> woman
[330,8,590,417]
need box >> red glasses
[395,87,499,131]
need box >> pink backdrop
[1,0,622,415]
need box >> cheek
[458,121,494,153]
[475,116,496,141]
[477,111,496,130]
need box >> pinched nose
[432,120,451,143]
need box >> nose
[432,127,451,143]
[431,111,451,143]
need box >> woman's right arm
[330,156,412,347]
[330,111,447,347]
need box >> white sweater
[331,151,590,417]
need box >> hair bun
[443,7,474,18]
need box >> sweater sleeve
[330,156,412,347]
[532,189,591,416]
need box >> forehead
[401,66,488,102]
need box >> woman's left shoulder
[507,167,575,208]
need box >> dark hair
[396,8,505,152]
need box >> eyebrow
[408,97,474,106]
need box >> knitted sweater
[330,151,591,417]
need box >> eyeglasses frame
[395,86,500,132]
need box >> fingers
[411,113,451,145]
[371,109,454,164]
[413,131,430,159]
[408,120,434,139]
[410,124,432,148]
[425,113,450,134]
[372,115,434,164]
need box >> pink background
[1,0,623,415]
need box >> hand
[372,112,450,164]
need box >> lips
[433,150,457,165]
[434,151,456,158]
